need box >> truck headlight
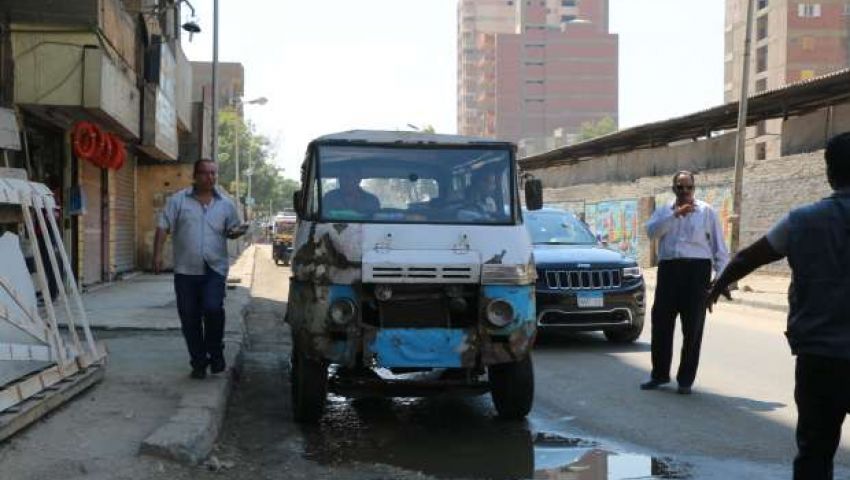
[482,264,535,285]
[623,266,642,279]
[485,299,514,327]
[328,299,357,326]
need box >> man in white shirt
[641,171,729,394]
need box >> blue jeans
[174,264,226,370]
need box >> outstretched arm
[706,236,784,311]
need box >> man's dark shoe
[677,385,692,395]
[210,358,226,374]
[640,379,670,390]
[190,367,207,379]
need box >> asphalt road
[3,246,847,479]
[219,246,850,479]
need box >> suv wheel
[488,355,534,419]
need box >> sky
[180,0,725,180]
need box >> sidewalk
[79,245,257,465]
[642,266,789,313]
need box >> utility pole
[210,0,219,161]
[730,0,755,254]
[234,120,241,218]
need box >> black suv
[525,208,646,343]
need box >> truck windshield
[317,145,515,224]
[525,211,598,245]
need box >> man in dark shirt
[707,132,850,480]
[322,171,380,217]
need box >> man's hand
[674,203,696,218]
[153,254,163,275]
[226,223,250,239]
[705,280,733,313]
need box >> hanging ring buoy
[106,134,125,170]
[72,122,98,160]
[93,126,112,169]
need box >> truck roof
[311,130,513,147]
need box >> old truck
[286,130,543,422]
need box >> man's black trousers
[650,258,711,387]
[794,354,850,480]
[174,264,227,370]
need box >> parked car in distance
[525,208,646,343]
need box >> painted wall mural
[584,199,639,259]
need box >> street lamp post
[230,97,268,219]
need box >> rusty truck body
[286,130,542,422]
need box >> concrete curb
[645,281,788,314]
[139,246,256,465]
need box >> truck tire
[604,315,644,344]
[488,355,534,420]
[290,344,328,423]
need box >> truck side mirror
[292,190,303,218]
[524,178,543,211]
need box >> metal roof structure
[520,68,850,170]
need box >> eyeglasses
[674,185,695,192]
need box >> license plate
[577,291,604,308]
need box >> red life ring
[94,127,112,169]
[107,134,126,170]
[72,122,98,160]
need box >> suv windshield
[317,145,515,224]
[525,211,597,245]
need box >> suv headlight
[623,266,642,279]
[482,263,536,285]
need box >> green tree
[216,109,300,217]
[578,116,617,142]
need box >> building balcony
[13,36,141,139]
[140,41,181,161]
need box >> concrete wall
[534,131,737,189]
[533,150,829,274]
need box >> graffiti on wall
[584,199,639,259]
[654,185,733,248]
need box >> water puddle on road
[301,396,690,479]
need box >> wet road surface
[212,246,833,479]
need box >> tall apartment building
[457,0,618,156]
[725,0,850,160]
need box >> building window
[801,36,815,51]
[756,15,768,40]
[756,46,768,73]
[800,69,816,80]
[561,14,577,22]
[507,0,513,4]
[798,3,822,17]
[755,142,767,160]
[562,0,577,6]
[755,78,768,92]
[758,0,768,9]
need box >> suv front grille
[544,269,622,290]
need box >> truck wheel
[604,315,644,344]
[488,355,534,420]
[290,344,328,423]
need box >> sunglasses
[674,185,695,192]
